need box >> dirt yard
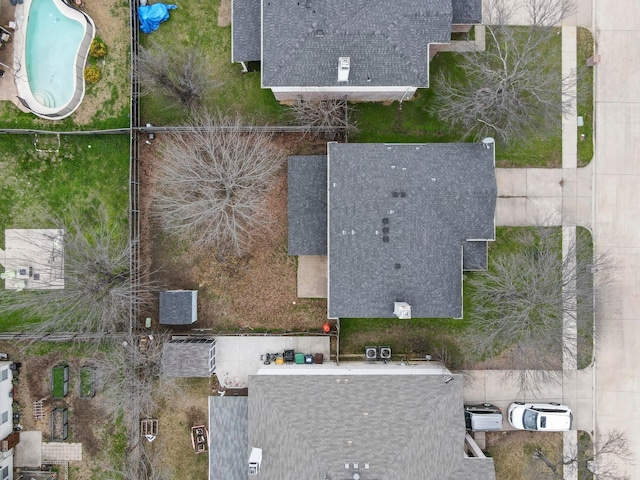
[139,133,329,332]
[72,0,130,125]
[2,341,114,479]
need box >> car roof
[538,411,572,430]
[527,403,570,412]
[469,412,502,431]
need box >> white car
[507,402,573,431]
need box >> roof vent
[338,57,350,82]
[394,302,411,319]
[248,447,262,475]
[482,137,495,149]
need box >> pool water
[25,0,84,108]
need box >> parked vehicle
[464,404,503,431]
[507,402,573,431]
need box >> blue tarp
[138,3,177,34]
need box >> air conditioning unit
[365,346,377,360]
[394,302,411,319]
[379,347,392,360]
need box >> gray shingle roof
[288,156,328,255]
[463,240,488,271]
[247,373,495,480]
[327,143,496,319]
[262,0,453,87]
[161,339,214,377]
[209,396,248,480]
[452,0,483,24]
[159,290,197,325]
[232,0,261,62]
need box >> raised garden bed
[51,365,69,398]
[79,367,95,398]
[50,408,68,442]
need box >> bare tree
[110,436,174,480]
[287,97,357,138]
[467,227,609,392]
[94,332,171,419]
[136,43,219,112]
[429,0,576,144]
[533,430,631,480]
[0,209,156,333]
[151,113,287,254]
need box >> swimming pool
[15,0,95,119]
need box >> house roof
[161,339,214,377]
[452,0,483,24]
[288,156,328,256]
[327,142,496,319]
[208,396,248,480]
[231,0,261,62]
[159,290,197,325]
[261,0,453,88]
[463,240,488,271]
[245,372,495,480]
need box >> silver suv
[464,404,503,431]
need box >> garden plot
[51,365,68,398]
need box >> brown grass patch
[139,133,329,332]
[486,431,563,480]
[151,378,211,478]
[217,0,231,26]
[73,0,130,124]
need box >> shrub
[84,65,102,84]
[90,38,108,59]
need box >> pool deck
[0,0,29,112]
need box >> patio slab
[297,255,327,298]
[214,335,330,385]
[2,229,65,290]
[14,431,42,468]
[42,441,82,461]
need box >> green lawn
[139,0,285,125]
[141,7,564,170]
[338,227,537,368]
[577,27,594,166]
[0,134,130,242]
[351,43,562,167]
[576,226,594,369]
[0,134,129,331]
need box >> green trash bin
[295,353,305,364]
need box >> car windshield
[523,409,539,430]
